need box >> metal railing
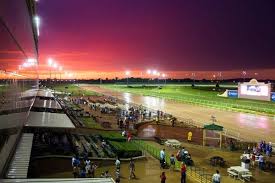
[132,140,212,183]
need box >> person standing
[258,154,264,170]
[115,169,120,183]
[160,149,166,168]
[170,154,176,171]
[90,163,97,178]
[85,159,91,174]
[115,157,121,171]
[212,170,221,183]
[181,162,187,183]
[72,166,79,178]
[160,172,166,183]
[129,158,136,179]
[250,154,256,168]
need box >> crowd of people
[159,148,190,183]
[71,156,97,178]
[71,155,137,182]
[245,141,273,170]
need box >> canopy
[203,123,223,131]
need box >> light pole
[59,66,63,81]
[162,73,167,85]
[147,69,152,85]
[53,63,58,81]
[152,70,158,85]
[157,72,160,87]
[125,71,130,86]
[191,72,196,87]
[48,58,53,80]
[242,70,246,82]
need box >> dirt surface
[80,85,275,143]
[147,141,275,183]
[29,157,196,183]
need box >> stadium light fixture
[53,63,58,69]
[48,58,53,66]
[125,71,130,76]
[34,15,40,36]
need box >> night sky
[38,0,275,78]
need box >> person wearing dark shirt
[160,172,166,183]
[181,162,187,183]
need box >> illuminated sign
[228,90,238,98]
[271,93,275,102]
[240,85,269,97]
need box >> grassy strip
[49,84,100,96]
[109,141,142,158]
[81,117,102,129]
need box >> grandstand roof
[25,112,75,128]
[32,98,62,109]
[203,123,223,131]
[36,89,54,98]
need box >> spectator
[127,131,132,142]
[101,170,111,178]
[80,167,86,178]
[72,156,76,167]
[160,149,166,168]
[180,147,185,161]
[72,166,79,178]
[212,170,221,183]
[160,172,166,183]
[115,169,120,183]
[170,154,175,171]
[176,149,181,161]
[258,154,264,170]
[90,163,97,178]
[250,153,256,168]
[129,158,136,179]
[72,156,80,167]
[85,159,91,174]
[181,162,187,183]
[101,140,106,148]
[115,157,121,170]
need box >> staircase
[6,133,34,178]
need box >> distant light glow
[147,70,152,74]
[125,71,130,76]
[53,63,58,68]
[22,58,37,68]
[162,73,166,77]
[48,58,53,66]
[152,70,157,75]
[59,66,63,71]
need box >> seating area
[32,132,73,156]
[31,132,120,158]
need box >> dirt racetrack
[80,84,275,143]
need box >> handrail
[132,140,212,183]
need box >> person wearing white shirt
[115,158,121,170]
[212,170,221,183]
[160,149,166,168]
